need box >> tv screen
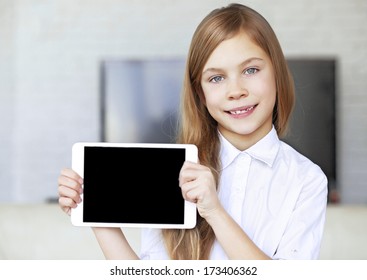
[284,59,336,192]
[100,59,185,144]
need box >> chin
[237,122,271,138]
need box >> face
[200,32,276,150]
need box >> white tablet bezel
[70,142,198,229]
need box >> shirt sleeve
[272,165,328,260]
[139,228,169,260]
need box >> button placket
[228,153,251,224]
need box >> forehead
[204,33,269,68]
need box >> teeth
[230,106,254,115]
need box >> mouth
[226,105,257,116]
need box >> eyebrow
[202,57,264,74]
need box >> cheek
[255,74,277,102]
[261,88,276,111]
[202,89,222,112]
[201,85,211,106]
[267,82,277,105]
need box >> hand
[179,161,221,219]
[57,168,83,216]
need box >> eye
[244,67,258,75]
[209,75,224,83]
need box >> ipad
[71,142,198,229]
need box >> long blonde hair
[162,3,295,259]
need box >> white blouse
[139,127,328,260]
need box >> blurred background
[0,0,366,259]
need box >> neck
[220,124,273,151]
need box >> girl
[58,3,328,260]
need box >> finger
[58,197,78,216]
[186,192,200,204]
[58,185,82,204]
[179,162,201,184]
[58,175,83,194]
[181,161,205,171]
[179,162,212,186]
[60,168,83,184]
[180,179,202,203]
[59,196,79,208]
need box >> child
[58,3,328,260]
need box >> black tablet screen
[83,146,185,224]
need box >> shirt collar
[219,126,280,170]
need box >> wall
[0,0,366,203]
[0,1,15,201]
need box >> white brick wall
[0,0,366,203]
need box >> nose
[227,78,248,99]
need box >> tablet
[71,142,198,229]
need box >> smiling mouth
[227,105,256,115]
